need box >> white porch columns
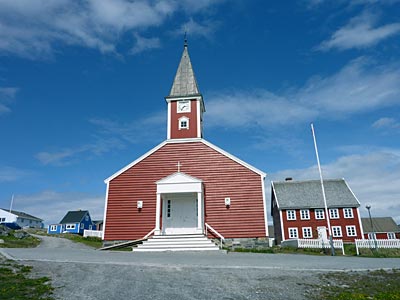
[197,191,203,231]
[155,193,161,235]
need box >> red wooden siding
[170,100,199,139]
[281,207,363,242]
[363,232,400,239]
[104,141,266,241]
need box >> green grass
[0,232,41,248]
[0,259,54,300]
[232,246,329,255]
[58,234,103,249]
[313,269,400,300]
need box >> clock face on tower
[177,100,191,113]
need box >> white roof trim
[104,138,266,183]
[104,140,167,183]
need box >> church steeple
[165,42,205,140]
[168,42,201,98]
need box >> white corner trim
[102,182,109,240]
[167,102,171,139]
[357,207,365,238]
[196,100,201,138]
[261,176,268,237]
[279,210,285,241]
[104,140,168,183]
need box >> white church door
[163,193,198,234]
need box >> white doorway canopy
[155,172,204,235]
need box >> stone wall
[219,237,274,250]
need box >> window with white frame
[329,208,339,219]
[286,210,296,220]
[346,225,357,237]
[0,217,5,222]
[315,209,325,220]
[66,224,76,229]
[300,209,310,220]
[368,232,376,240]
[387,232,396,239]
[343,208,353,218]
[178,117,189,130]
[288,227,298,239]
[302,227,312,238]
[332,226,342,237]
[50,225,57,231]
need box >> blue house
[48,210,96,235]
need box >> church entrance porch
[155,172,204,236]
[162,193,198,235]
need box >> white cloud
[173,18,219,39]
[130,33,161,55]
[372,117,400,130]
[0,166,32,182]
[36,112,165,166]
[11,190,104,225]
[319,11,400,51]
[206,58,400,129]
[0,0,221,59]
[269,149,400,223]
[0,87,18,114]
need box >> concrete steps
[132,234,220,252]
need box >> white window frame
[346,225,357,237]
[0,217,5,222]
[332,226,342,237]
[368,232,376,240]
[329,208,339,219]
[50,225,57,231]
[286,210,296,220]
[66,224,76,230]
[315,209,325,220]
[288,227,298,239]
[302,227,312,238]
[343,208,354,219]
[300,209,310,220]
[178,117,189,130]
[387,232,396,239]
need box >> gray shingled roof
[361,217,399,233]
[272,179,360,209]
[168,44,200,97]
[59,210,88,224]
[1,208,43,221]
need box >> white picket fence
[355,239,400,255]
[83,229,103,239]
[297,238,345,255]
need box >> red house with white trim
[271,178,364,244]
[102,42,268,249]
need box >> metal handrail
[205,223,225,249]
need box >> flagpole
[9,194,14,212]
[311,123,335,256]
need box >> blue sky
[1,0,400,225]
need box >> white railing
[355,239,400,255]
[83,230,103,239]
[143,228,157,239]
[297,238,345,255]
[205,223,225,249]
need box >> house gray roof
[1,208,43,221]
[60,210,88,224]
[272,179,360,210]
[361,217,399,233]
[167,43,201,98]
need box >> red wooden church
[102,43,268,250]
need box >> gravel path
[1,235,400,300]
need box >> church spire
[167,39,200,98]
